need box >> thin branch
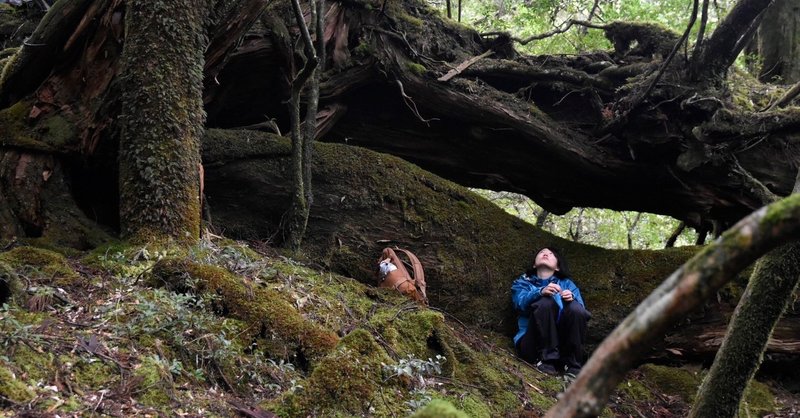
[579,0,601,35]
[395,80,438,125]
[481,19,606,45]
[694,0,710,49]
[730,8,767,64]
[546,193,800,417]
[437,50,494,82]
[766,81,800,111]
[665,221,686,248]
[290,0,318,87]
[731,156,779,205]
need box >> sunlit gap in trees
[429,0,737,56]
[472,189,698,249]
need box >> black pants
[517,297,590,369]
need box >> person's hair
[526,246,571,278]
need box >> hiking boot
[536,362,558,376]
[565,367,581,378]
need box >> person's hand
[542,283,562,297]
[561,289,574,302]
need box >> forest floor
[1,238,798,417]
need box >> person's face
[534,248,559,271]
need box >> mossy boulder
[0,246,77,287]
[285,328,392,415]
[411,399,469,417]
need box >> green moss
[289,328,392,416]
[411,399,469,417]
[763,193,800,226]
[0,48,18,90]
[10,345,55,383]
[383,0,424,27]
[150,259,339,363]
[0,246,78,286]
[0,364,36,403]
[353,42,375,58]
[37,114,76,148]
[0,100,54,151]
[455,395,492,417]
[0,260,24,305]
[407,61,427,76]
[741,379,776,417]
[134,355,171,407]
[72,359,117,390]
[639,364,701,402]
[618,378,652,401]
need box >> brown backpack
[376,247,428,305]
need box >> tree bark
[690,0,775,81]
[757,0,800,83]
[283,0,319,249]
[0,0,95,107]
[117,0,210,242]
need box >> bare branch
[695,0,710,49]
[731,156,780,205]
[395,80,438,125]
[546,193,800,417]
[481,19,606,45]
[665,221,686,248]
[437,50,494,82]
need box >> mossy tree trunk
[756,0,800,83]
[0,0,270,245]
[283,0,320,249]
[117,0,212,242]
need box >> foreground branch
[545,193,800,417]
[689,242,800,418]
[689,168,800,418]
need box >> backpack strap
[379,248,411,280]
[395,248,427,303]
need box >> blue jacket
[511,273,585,346]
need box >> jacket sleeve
[564,279,585,308]
[512,275,542,312]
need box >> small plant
[405,388,433,411]
[383,354,445,389]
[0,303,42,347]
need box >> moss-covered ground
[0,240,793,417]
